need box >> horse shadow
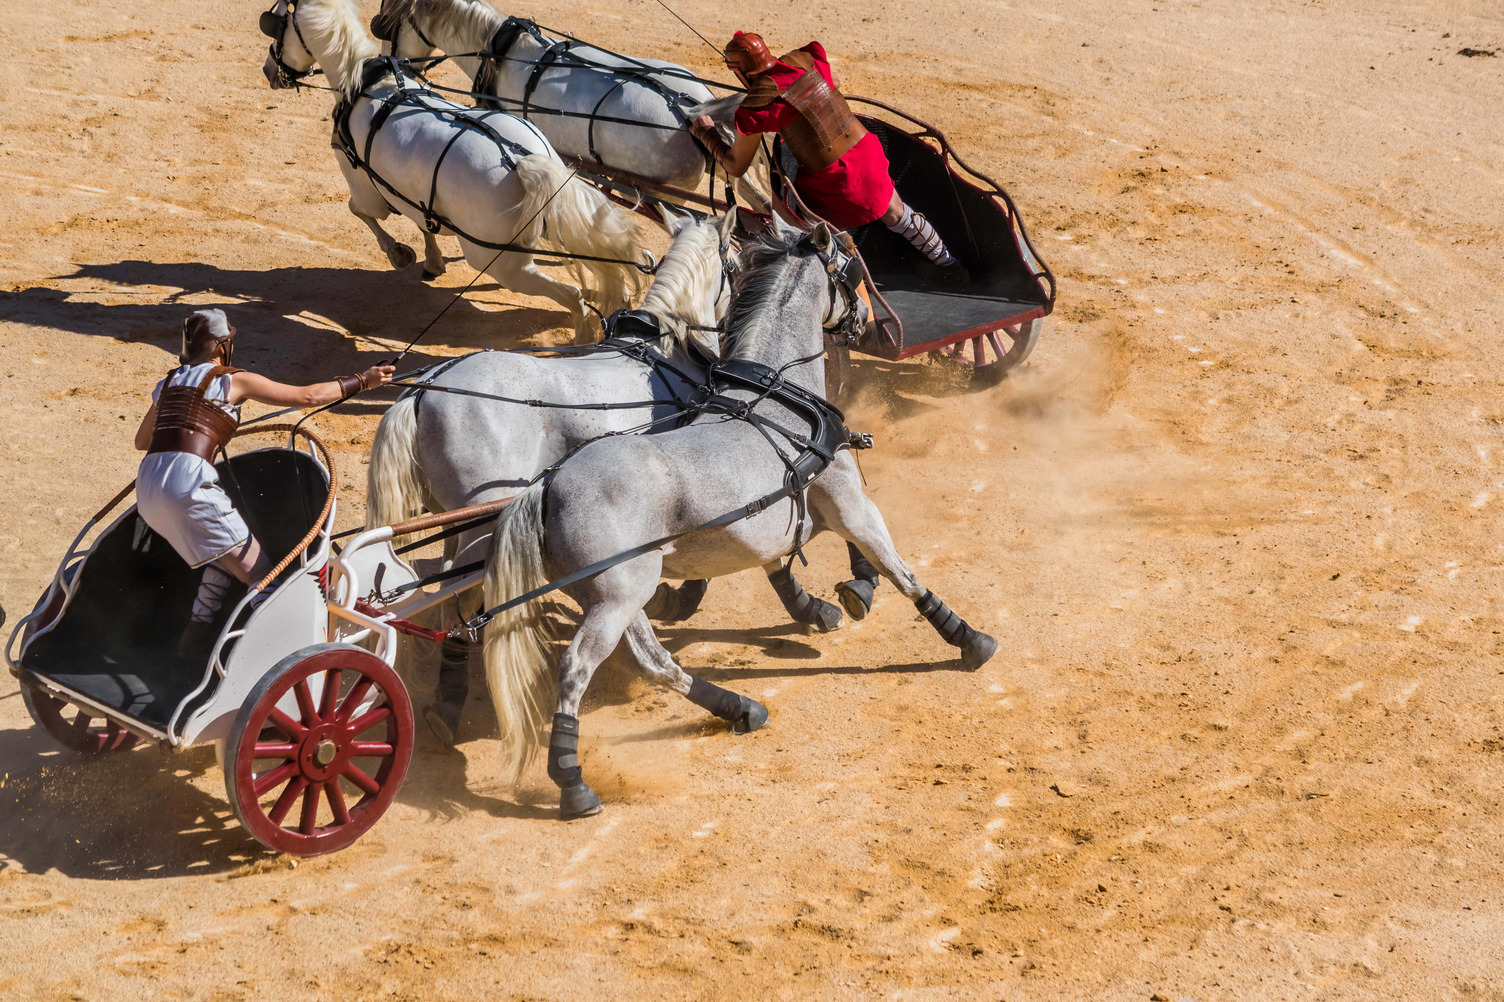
[1,259,575,366]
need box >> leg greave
[768,564,842,631]
[914,589,979,648]
[547,713,583,788]
[191,565,234,623]
[886,203,956,266]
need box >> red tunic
[733,42,894,229]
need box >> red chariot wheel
[22,685,140,754]
[225,644,414,857]
[937,317,1042,386]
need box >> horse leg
[643,579,709,622]
[834,541,882,621]
[421,231,447,280]
[621,614,768,734]
[351,205,417,270]
[814,465,997,670]
[547,562,662,819]
[763,560,842,633]
[482,255,589,339]
[423,630,472,748]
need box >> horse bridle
[812,233,868,342]
[260,0,319,88]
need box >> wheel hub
[298,722,347,782]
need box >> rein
[371,233,872,639]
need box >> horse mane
[411,0,505,47]
[639,219,724,355]
[300,0,383,98]
[723,228,812,361]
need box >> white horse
[481,220,997,817]
[258,0,646,336]
[372,0,715,189]
[365,211,847,745]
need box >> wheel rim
[230,648,413,856]
[23,685,139,754]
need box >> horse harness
[470,18,699,165]
[259,1,321,89]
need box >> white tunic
[135,364,250,568]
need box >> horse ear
[658,204,689,236]
[810,221,836,253]
[717,209,738,246]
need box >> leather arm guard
[689,121,733,171]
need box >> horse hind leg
[834,541,882,621]
[422,633,472,748]
[481,254,589,339]
[421,231,447,280]
[621,614,768,734]
[643,579,709,622]
[351,204,417,270]
[764,560,842,633]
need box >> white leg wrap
[886,203,956,266]
[191,565,234,623]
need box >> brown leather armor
[146,366,243,465]
[743,50,867,173]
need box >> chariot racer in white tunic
[132,309,395,658]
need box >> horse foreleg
[834,541,883,622]
[422,231,447,280]
[762,560,842,633]
[482,255,589,340]
[621,614,767,734]
[813,462,997,670]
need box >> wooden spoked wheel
[22,685,140,754]
[937,317,1042,386]
[226,644,413,857]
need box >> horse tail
[365,394,426,535]
[514,153,641,317]
[481,481,555,783]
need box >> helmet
[724,31,776,78]
[180,308,236,365]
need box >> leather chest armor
[146,365,243,465]
[745,50,867,173]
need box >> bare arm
[720,131,763,179]
[134,404,157,451]
[228,365,395,407]
[689,117,762,179]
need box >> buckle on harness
[848,431,874,450]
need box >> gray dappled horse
[365,212,848,744]
[482,219,998,818]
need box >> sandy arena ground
[2,0,1504,998]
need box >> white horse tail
[365,394,425,533]
[482,481,555,783]
[514,153,641,316]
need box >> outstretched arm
[229,364,395,408]
[690,117,762,179]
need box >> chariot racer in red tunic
[132,309,394,658]
[690,32,957,267]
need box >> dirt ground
[2,0,1503,998]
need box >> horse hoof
[961,631,998,671]
[421,266,445,281]
[834,579,874,621]
[802,596,843,633]
[559,782,603,819]
[422,702,461,750]
[732,697,769,735]
[386,243,417,269]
